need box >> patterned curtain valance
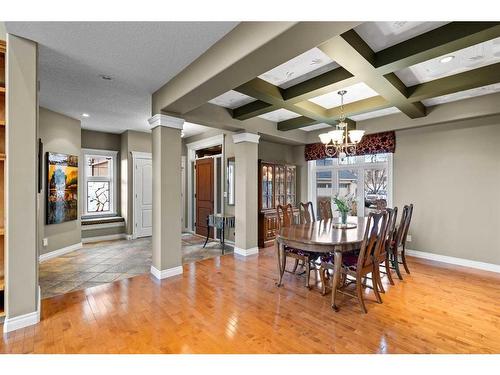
[304,131,396,161]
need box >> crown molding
[148,114,184,130]
[232,132,260,144]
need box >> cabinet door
[285,166,296,205]
[261,164,274,209]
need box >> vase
[341,211,348,225]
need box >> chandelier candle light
[318,90,365,158]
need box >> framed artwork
[46,152,78,224]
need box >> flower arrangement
[332,194,354,224]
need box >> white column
[232,132,260,256]
[148,114,184,279]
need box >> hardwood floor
[1,246,499,354]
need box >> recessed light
[82,113,90,118]
[100,74,113,81]
[440,56,455,64]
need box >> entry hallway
[2,247,500,354]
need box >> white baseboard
[406,249,500,274]
[150,265,184,280]
[3,309,40,333]
[126,234,133,240]
[39,242,82,262]
[82,233,128,244]
[234,246,259,256]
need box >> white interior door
[134,156,153,238]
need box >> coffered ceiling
[201,21,500,132]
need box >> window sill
[81,216,125,231]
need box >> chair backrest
[357,210,388,269]
[381,207,398,260]
[277,204,294,230]
[318,200,333,221]
[401,204,414,245]
[299,201,315,224]
[394,205,410,249]
[375,199,387,211]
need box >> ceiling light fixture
[440,55,455,63]
[318,90,365,159]
[81,113,90,118]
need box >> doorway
[195,157,214,237]
[132,152,153,239]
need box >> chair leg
[392,252,403,280]
[319,267,328,295]
[356,276,368,313]
[305,258,311,289]
[402,249,411,274]
[291,259,299,274]
[372,271,383,304]
[375,264,385,294]
[385,257,395,285]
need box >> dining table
[275,216,368,311]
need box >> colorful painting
[47,152,78,224]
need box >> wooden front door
[195,158,214,238]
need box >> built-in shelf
[0,120,5,126]
[0,227,4,236]
[0,86,5,93]
[0,277,4,292]
[0,153,5,160]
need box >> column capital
[148,114,184,130]
[232,132,260,144]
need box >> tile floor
[40,233,233,299]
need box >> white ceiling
[258,47,339,89]
[308,82,378,109]
[396,36,500,86]
[354,21,449,52]
[5,22,238,134]
[258,108,301,122]
[422,82,500,106]
[350,107,401,122]
[182,121,213,138]
[208,90,255,109]
[301,123,332,132]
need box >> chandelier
[318,90,365,158]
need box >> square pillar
[232,132,260,256]
[148,114,184,279]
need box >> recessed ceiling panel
[350,107,401,122]
[354,21,449,52]
[301,123,332,132]
[258,108,301,123]
[396,37,500,86]
[259,47,339,89]
[182,121,213,138]
[308,82,378,109]
[208,90,255,109]
[422,82,500,106]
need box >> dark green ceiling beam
[278,116,357,131]
[231,100,278,120]
[325,96,391,118]
[407,62,500,102]
[320,31,427,119]
[375,22,500,75]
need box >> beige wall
[5,34,39,319]
[394,115,500,265]
[120,130,152,235]
[39,108,82,255]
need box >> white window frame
[82,148,118,217]
[308,153,393,217]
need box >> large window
[82,149,118,216]
[308,153,392,217]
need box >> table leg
[331,251,343,311]
[203,216,210,248]
[221,222,225,255]
[276,241,285,287]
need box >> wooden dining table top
[276,216,368,252]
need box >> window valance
[304,131,396,161]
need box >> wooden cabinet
[258,160,298,247]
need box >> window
[82,149,118,216]
[309,153,392,218]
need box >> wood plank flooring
[1,246,499,353]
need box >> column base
[150,265,183,280]
[234,247,259,256]
[3,310,40,333]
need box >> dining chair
[299,201,315,224]
[318,200,333,221]
[321,211,389,313]
[389,204,413,279]
[375,199,387,211]
[276,204,315,288]
[371,207,397,295]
